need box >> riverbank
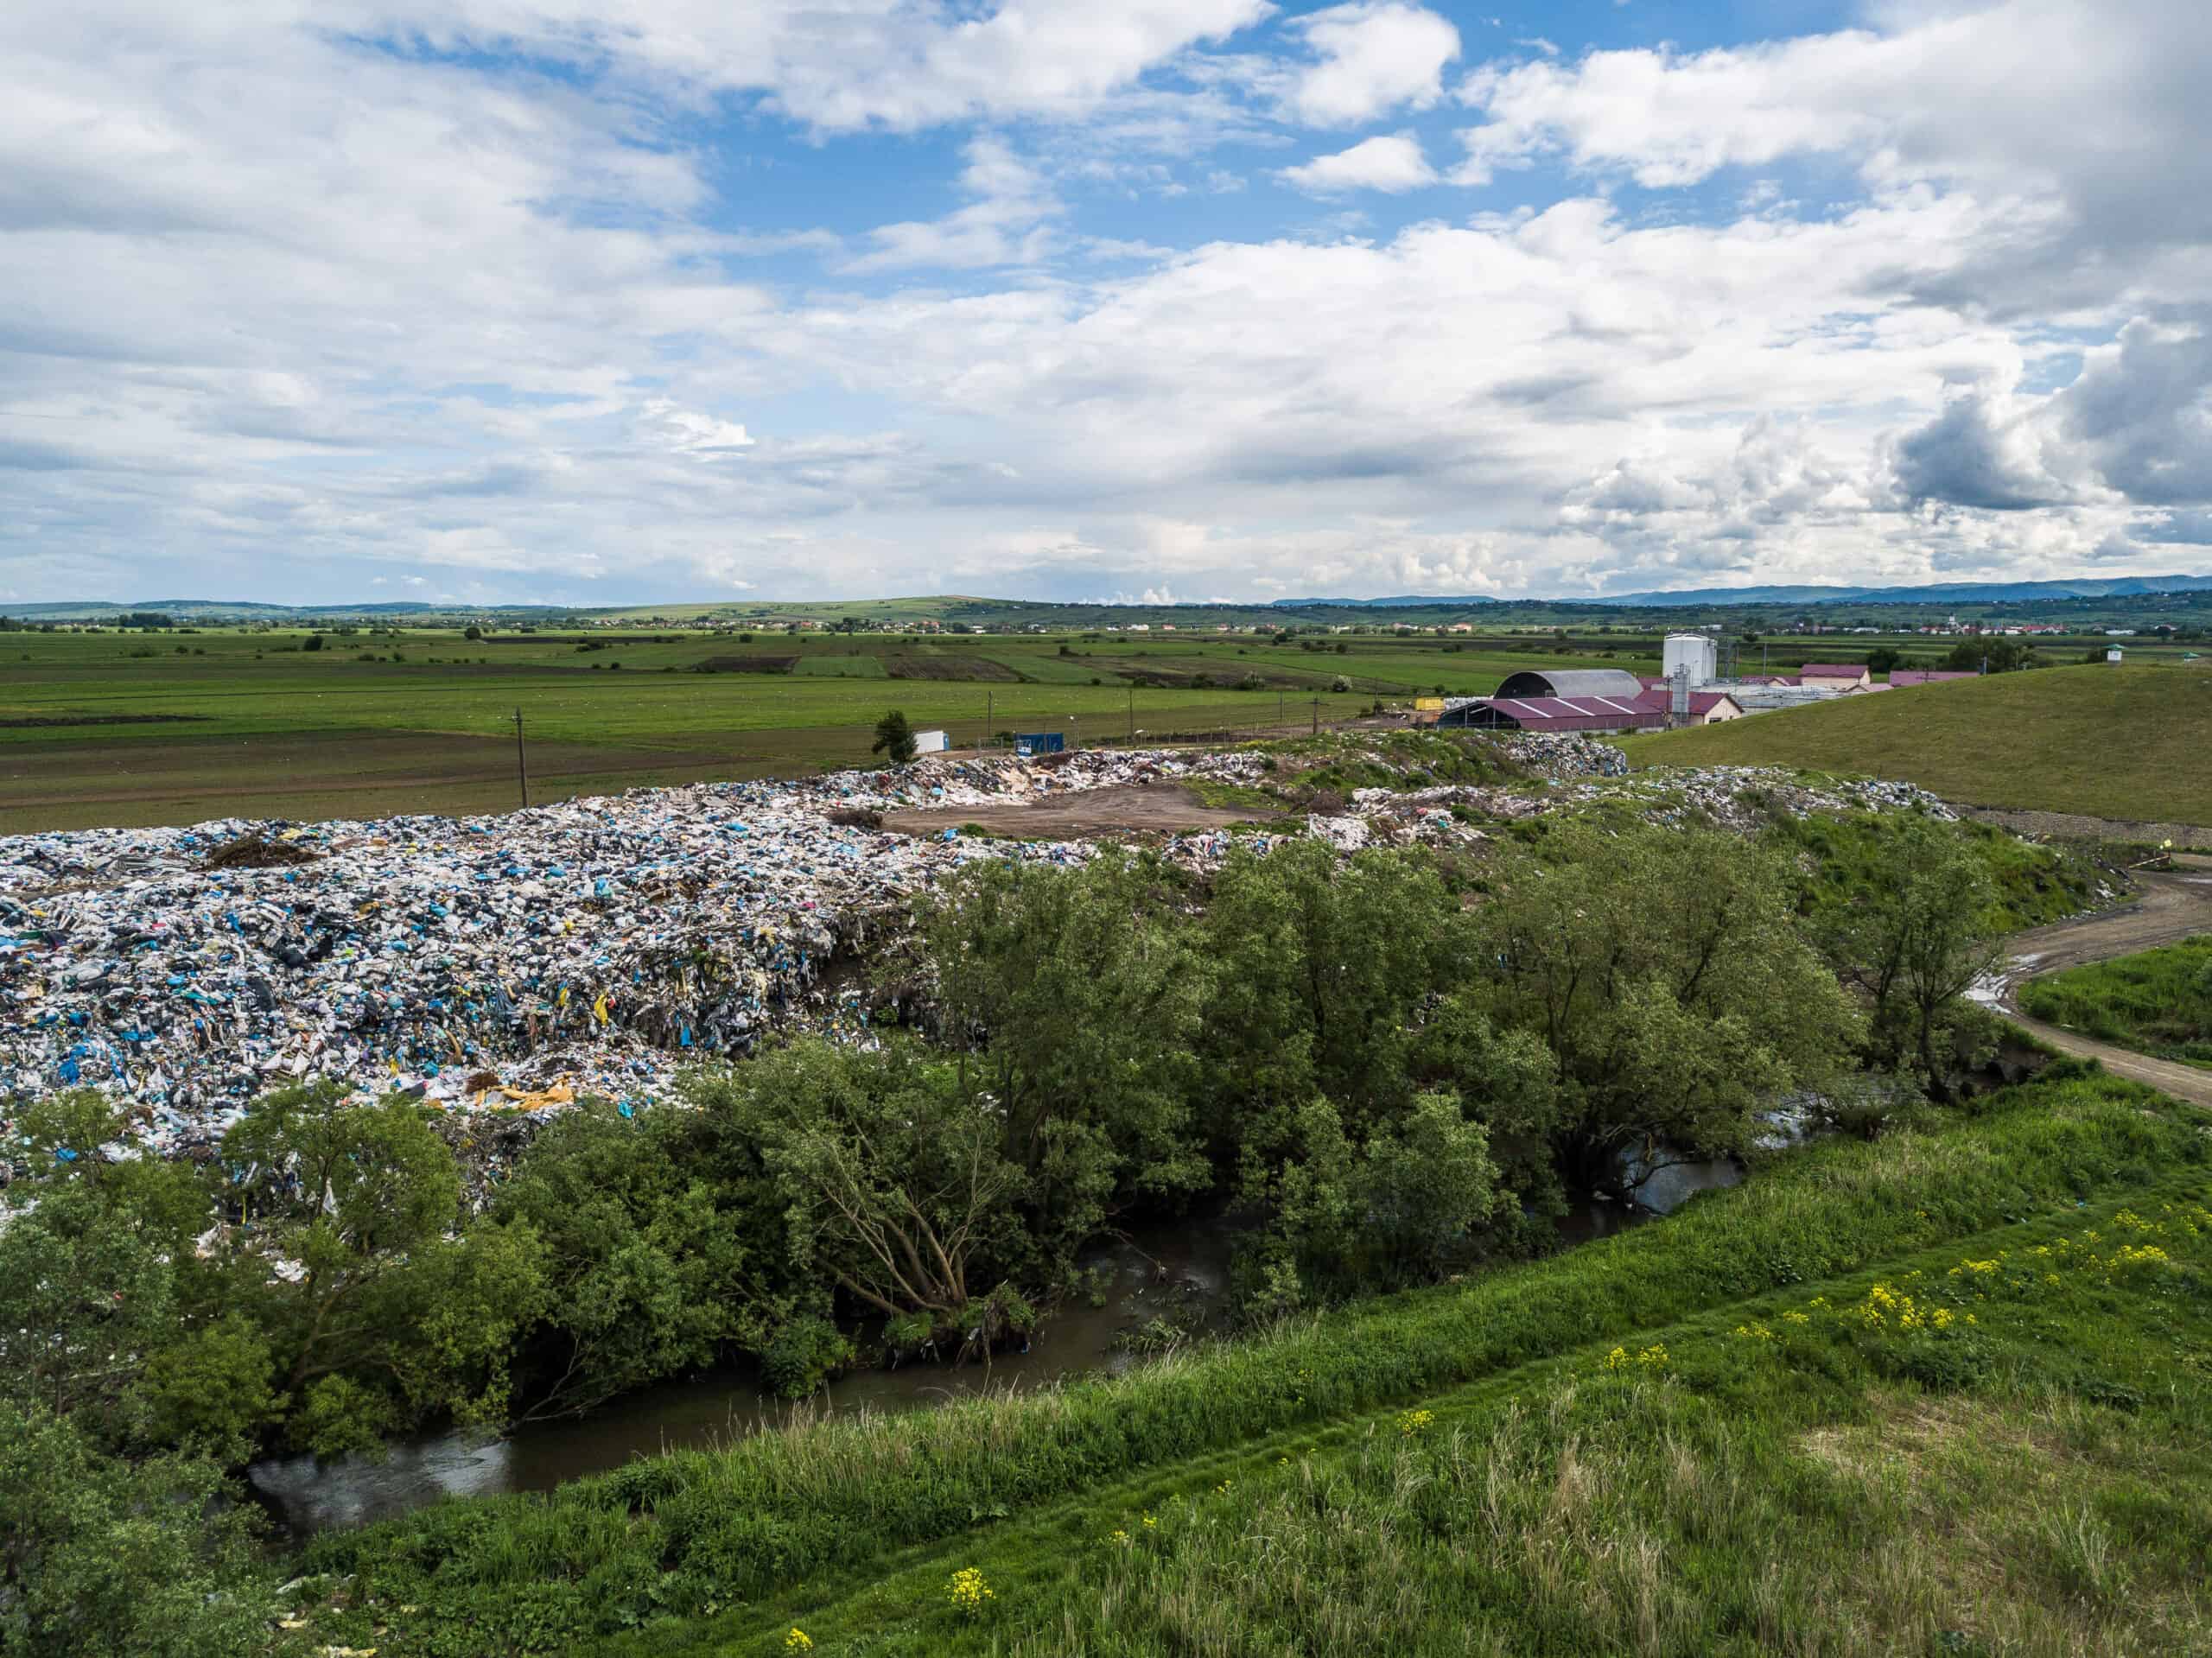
[711,1166,2212,1657]
[279,1064,2206,1655]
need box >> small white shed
[913,727,950,753]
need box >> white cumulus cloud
[1279,132,1437,194]
[1285,2,1461,126]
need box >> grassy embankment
[1619,664,2212,827]
[0,630,1653,832]
[278,1065,2209,1656]
[2022,938,2212,1069]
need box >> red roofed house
[1628,687,1746,726]
[1798,663,1872,691]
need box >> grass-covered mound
[1621,664,2212,827]
[283,1066,2205,1655]
[2022,936,2212,1067]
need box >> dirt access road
[1996,854,2212,1109]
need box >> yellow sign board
[1413,696,1446,711]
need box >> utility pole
[512,709,529,809]
[1311,697,1319,736]
[1277,689,1284,729]
[1127,683,1134,743]
[986,689,993,751]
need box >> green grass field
[1620,664,2212,827]
[2020,937,2212,1068]
[0,628,1656,831]
[275,1066,2212,1656]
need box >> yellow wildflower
[949,1567,995,1617]
[784,1631,813,1653]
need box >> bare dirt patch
[696,655,798,674]
[0,713,214,729]
[883,654,1023,683]
[203,832,323,870]
[882,781,1287,840]
[1962,805,2212,848]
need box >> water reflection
[251,1220,1235,1534]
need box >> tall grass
[298,1069,2202,1648]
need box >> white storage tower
[1662,632,1718,689]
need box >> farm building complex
[1434,632,2003,735]
[1437,667,1745,734]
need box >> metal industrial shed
[1438,695,1663,734]
[1491,668,1649,701]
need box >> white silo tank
[1662,632,1718,688]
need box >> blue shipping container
[1014,732,1066,757]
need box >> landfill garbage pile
[1345,763,1955,849]
[0,759,1123,1161]
[1,739,1961,1164]
[1494,734,1630,779]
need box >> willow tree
[1474,823,1859,1191]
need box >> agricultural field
[0,626,1654,832]
[1622,664,2212,827]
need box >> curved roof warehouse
[1491,668,1648,701]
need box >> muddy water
[248,1221,1236,1535]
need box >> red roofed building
[1438,694,1664,734]
[1628,687,1745,725]
[1439,686,1745,734]
[1797,663,1872,691]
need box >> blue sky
[3,0,2209,605]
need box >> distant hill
[1623,663,2212,826]
[4,599,555,622]
[1273,594,1502,608]
[1271,575,2212,607]
[1585,575,2212,606]
[9,569,2211,626]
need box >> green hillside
[1622,664,2212,826]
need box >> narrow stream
[251,1148,1752,1536]
[249,1219,1238,1534]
